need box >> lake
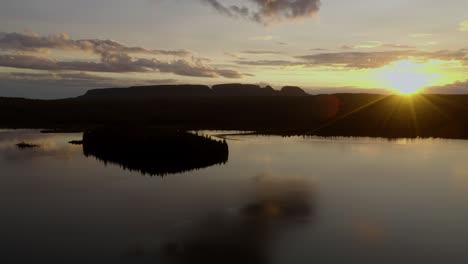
[2,129,468,263]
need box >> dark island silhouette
[3,83,468,139]
[82,127,228,176]
[16,142,39,149]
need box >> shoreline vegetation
[68,140,83,145]
[3,84,468,139]
[82,127,229,176]
[16,142,39,149]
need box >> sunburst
[374,59,442,95]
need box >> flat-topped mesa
[80,83,309,99]
[212,84,309,96]
[212,83,277,96]
[82,85,214,99]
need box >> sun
[374,59,442,95]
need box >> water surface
[2,130,468,263]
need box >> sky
[1,0,468,98]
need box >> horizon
[10,81,468,100]
[0,82,455,100]
[5,2,468,262]
[1,0,468,98]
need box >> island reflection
[82,127,229,176]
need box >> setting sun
[374,59,442,94]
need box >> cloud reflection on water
[160,173,315,264]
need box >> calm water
[2,129,468,263]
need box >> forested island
[82,127,229,176]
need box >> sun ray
[378,96,402,133]
[311,95,390,134]
[406,96,420,136]
[416,94,449,119]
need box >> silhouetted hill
[82,84,214,99]
[212,83,276,96]
[79,83,310,100]
[280,86,309,96]
[4,93,468,139]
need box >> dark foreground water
[2,129,468,263]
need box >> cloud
[200,0,238,17]
[424,79,468,94]
[0,54,244,78]
[341,45,354,50]
[0,32,245,78]
[352,41,384,49]
[409,33,433,38]
[460,20,468,32]
[234,59,302,66]
[200,0,321,25]
[224,52,246,60]
[249,35,273,41]
[2,71,175,87]
[342,41,416,50]
[241,50,284,54]
[296,50,467,69]
[0,71,178,99]
[380,44,415,49]
[234,50,468,69]
[0,32,192,57]
[304,86,391,95]
[421,41,438,47]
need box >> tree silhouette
[82,127,229,176]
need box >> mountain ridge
[80,83,309,99]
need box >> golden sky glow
[237,58,468,94]
[372,59,462,94]
[1,0,468,98]
[460,20,468,32]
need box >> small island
[82,127,229,176]
[16,142,39,149]
[68,140,83,145]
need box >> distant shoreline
[3,84,468,139]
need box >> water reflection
[158,173,316,264]
[0,129,82,161]
[82,127,229,176]
[4,130,468,263]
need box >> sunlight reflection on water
[1,130,468,263]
